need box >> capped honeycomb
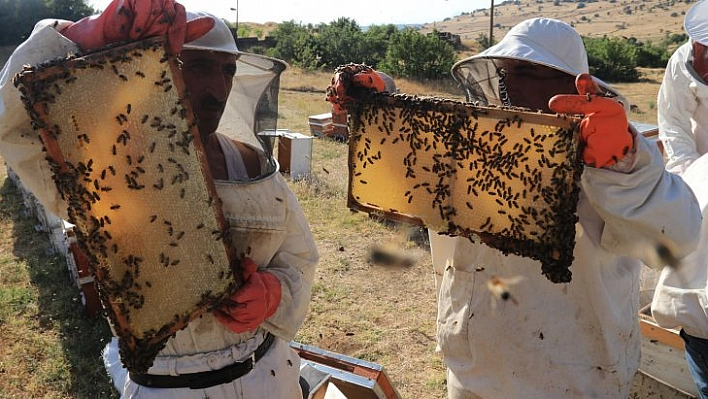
[13,38,238,373]
[348,93,583,283]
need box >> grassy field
[0,60,666,399]
[0,166,117,398]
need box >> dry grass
[287,140,445,398]
[278,70,448,398]
[422,0,694,45]
[615,68,665,125]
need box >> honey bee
[487,275,524,306]
[656,242,680,269]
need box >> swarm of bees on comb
[347,92,583,283]
[13,38,239,373]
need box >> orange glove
[548,73,633,168]
[326,63,386,113]
[60,0,214,54]
[213,257,282,334]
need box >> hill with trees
[1,0,699,84]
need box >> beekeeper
[0,1,318,398]
[657,0,708,175]
[328,18,701,398]
[652,2,708,397]
[652,153,708,399]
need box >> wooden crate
[631,308,698,398]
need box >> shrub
[583,36,640,82]
[379,29,457,81]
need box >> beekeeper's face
[496,59,576,113]
[692,42,708,84]
[180,50,238,141]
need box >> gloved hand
[213,257,282,333]
[326,63,387,113]
[548,73,633,168]
[60,0,215,54]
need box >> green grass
[0,176,117,399]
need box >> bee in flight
[487,275,524,306]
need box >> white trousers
[103,337,302,399]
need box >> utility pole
[230,0,239,38]
[489,0,494,47]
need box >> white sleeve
[658,43,701,175]
[651,153,708,334]
[581,133,701,268]
[0,19,77,219]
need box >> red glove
[326,64,386,113]
[213,257,282,333]
[60,0,214,54]
[548,73,633,168]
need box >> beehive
[13,38,238,373]
[348,93,583,283]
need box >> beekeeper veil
[452,17,629,112]
[183,11,287,178]
[685,0,708,46]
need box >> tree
[47,0,95,21]
[380,29,457,81]
[583,36,640,82]
[267,20,312,63]
[1,0,49,45]
[0,0,94,45]
[315,18,365,69]
[633,39,671,68]
[290,33,324,70]
[360,24,398,68]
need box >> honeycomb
[14,38,238,373]
[348,93,583,283]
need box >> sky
[87,0,494,26]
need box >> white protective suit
[431,18,701,399]
[658,41,708,175]
[0,15,318,399]
[652,0,708,347]
[652,153,708,341]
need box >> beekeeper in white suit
[327,17,700,398]
[0,1,318,398]
[657,0,708,175]
[652,2,708,398]
[430,18,701,398]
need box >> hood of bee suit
[377,71,397,93]
[451,17,630,113]
[686,0,708,46]
[183,11,288,179]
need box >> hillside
[241,1,696,45]
[419,0,695,45]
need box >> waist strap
[130,332,275,389]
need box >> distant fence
[236,36,277,52]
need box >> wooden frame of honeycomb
[14,37,239,373]
[348,93,583,283]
